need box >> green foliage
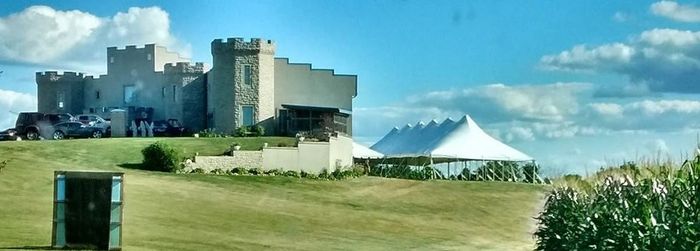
[235,126,249,137]
[230,167,248,175]
[198,128,225,138]
[522,163,539,183]
[210,168,226,175]
[535,157,700,251]
[283,170,301,178]
[248,167,264,175]
[264,169,282,176]
[189,168,205,174]
[141,141,182,172]
[0,160,6,173]
[252,125,265,136]
[277,142,289,147]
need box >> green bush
[252,125,265,136]
[319,168,330,179]
[535,157,700,250]
[230,167,248,175]
[235,126,249,137]
[283,170,301,178]
[198,128,224,138]
[210,168,226,175]
[248,167,264,175]
[0,160,6,173]
[189,168,205,174]
[141,141,182,172]
[264,169,282,176]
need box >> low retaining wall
[184,151,262,172]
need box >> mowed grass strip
[0,138,545,250]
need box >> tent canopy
[353,142,384,159]
[370,115,533,162]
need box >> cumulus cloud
[407,82,590,123]
[651,1,700,22]
[612,12,630,22]
[540,28,700,93]
[355,82,700,144]
[0,89,36,130]
[0,5,189,73]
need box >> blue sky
[1,0,700,174]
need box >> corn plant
[535,156,700,250]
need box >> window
[96,90,100,100]
[147,53,152,61]
[123,85,136,104]
[172,85,177,102]
[243,65,252,86]
[57,91,65,109]
[110,57,114,63]
[242,105,254,126]
[89,108,95,113]
[162,87,166,98]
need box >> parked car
[0,128,19,141]
[152,119,186,137]
[15,112,77,140]
[51,121,104,140]
[76,114,111,135]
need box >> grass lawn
[0,137,545,250]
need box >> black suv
[15,112,75,140]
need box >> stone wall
[185,151,263,172]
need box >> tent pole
[430,156,434,180]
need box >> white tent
[371,115,533,161]
[353,142,384,159]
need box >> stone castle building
[36,38,357,136]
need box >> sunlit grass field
[0,137,545,250]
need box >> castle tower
[36,71,86,115]
[209,38,276,134]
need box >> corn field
[535,156,700,250]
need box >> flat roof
[281,104,351,115]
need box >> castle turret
[209,38,276,134]
[36,71,86,114]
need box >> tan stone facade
[36,37,357,136]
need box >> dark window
[96,91,100,100]
[243,65,252,86]
[162,87,166,98]
[172,85,177,102]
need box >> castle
[36,38,357,136]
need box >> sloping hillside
[0,138,545,250]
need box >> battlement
[107,44,156,53]
[36,71,86,83]
[164,62,205,74]
[211,37,275,55]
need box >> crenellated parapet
[36,71,86,83]
[107,44,155,54]
[164,62,205,74]
[211,37,276,55]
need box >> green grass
[0,137,545,250]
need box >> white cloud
[408,82,590,122]
[540,28,700,93]
[504,126,535,142]
[0,5,189,73]
[589,103,623,117]
[651,1,700,22]
[539,43,635,72]
[626,100,700,115]
[646,139,670,153]
[0,89,36,130]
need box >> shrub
[189,168,205,174]
[235,126,249,137]
[535,156,700,250]
[198,128,223,138]
[230,167,248,175]
[277,142,289,147]
[210,168,226,175]
[252,125,265,136]
[141,141,182,172]
[0,160,6,173]
[248,167,264,175]
[283,170,301,178]
[264,169,282,176]
[318,168,330,179]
